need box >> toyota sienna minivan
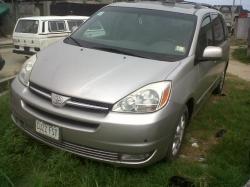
[11,1,230,167]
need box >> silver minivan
[11,1,230,167]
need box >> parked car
[0,54,5,71]
[11,1,230,167]
[12,16,89,56]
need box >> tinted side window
[48,21,66,32]
[196,16,213,59]
[211,14,225,45]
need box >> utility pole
[247,28,250,57]
[231,0,236,35]
[232,0,235,8]
[232,0,235,22]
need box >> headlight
[112,81,171,113]
[19,55,37,86]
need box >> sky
[187,0,250,10]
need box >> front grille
[17,118,120,161]
[29,82,112,113]
[25,102,99,130]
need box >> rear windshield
[15,20,39,34]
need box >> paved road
[0,47,26,79]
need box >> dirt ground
[227,45,250,81]
[0,47,26,79]
[228,56,250,82]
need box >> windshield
[66,6,197,61]
[15,20,39,34]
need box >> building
[214,5,248,28]
[235,13,250,40]
[214,5,250,40]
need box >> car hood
[30,41,180,104]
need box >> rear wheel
[166,106,189,160]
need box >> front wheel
[166,106,189,160]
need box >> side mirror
[0,57,5,71]
[71,26,78,33]
[202,46,223,60]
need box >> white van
[12,16,89,55]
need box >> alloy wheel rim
[172,114,186,156]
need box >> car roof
[18,16,89,21]
[109,1,220,16]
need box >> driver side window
[196,16,213,60]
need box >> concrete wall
[236,17,250,40]
[0,1,51,36]
[17,3,39,18]
[0,3,15,36]
[15,1,51,18]
[0,13,14,36]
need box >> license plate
[35,120,60,140]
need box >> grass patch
[232,47,250,64]
[0,76,250,187]
[230,39,247,46]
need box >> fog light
[120,153,151,162]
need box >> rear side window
[67,20,83,31]
[48,21,66,32]
[15,20,39,34]
[211,14,225,45]
[196,16,213,59]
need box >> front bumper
[10,78,182,167]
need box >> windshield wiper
[90,46,144,58]
[67,36,83,47]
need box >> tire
[213,63,228,95]
[166,106,189,161]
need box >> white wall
[236,17,250,40]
